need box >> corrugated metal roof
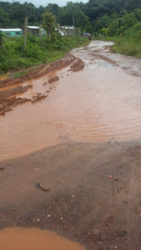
[27,26,40,29]
[0,28,22,32]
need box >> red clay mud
[0,85,32,116]
[0,53,84,116]
[70,58,85,72]
[0,54,76,89]
[31,93,47,104]
[48,76,59,83]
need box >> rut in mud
[0,54,83,116]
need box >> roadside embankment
[0,35,88,74]
[0,53,84,116]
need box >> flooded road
[0,228,85,250]
[1,41,141,161]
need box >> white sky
[1,0,89,7]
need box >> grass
[0,35,88,74]
[100,22,141,58]
[13,69,29,78]
[111,37,141,58]
[97,35,141,58]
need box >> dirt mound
[0,54,76,89]
[70,58,85,72]
[0,85,32,116]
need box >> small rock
[38,182,49,192]
[60,216,63,220]
[47,214,51,218]
[72,194,75,198]
[36,218,40,223]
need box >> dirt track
[0,41,141,249]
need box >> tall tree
[42,11,56,42]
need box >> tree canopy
[0,0,141,36]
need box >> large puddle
[0,228,85,250]
[1,41,141,161]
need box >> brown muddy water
[1,41,141,161]
[0,228,85,250]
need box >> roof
[27,26,40,29]
[0,28,22,32]
[61,26,75,30]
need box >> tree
[42,11,56,42]
[0,8,9,27]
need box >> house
[0,28,22,37]
[60,26,77,36]
[27,26,46,36]
[27,26,40,35]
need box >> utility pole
[73,16,75,27]
[24,16,28,52]
[39,25,42,46]
[0,31,3,48]
[73,16,75,36]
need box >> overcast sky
[1,0,88,7]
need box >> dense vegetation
[0,35,88,73]
[0,0,141,73]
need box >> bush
[0,35,88,73]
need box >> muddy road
[1,41,141,161]
[0,41,141,249]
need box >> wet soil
[0,142,141,250]
[0,53,84,116]
[0,85,32,116]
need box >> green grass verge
[97,35,141,58]
[111,37,141,58]
[0,35,88,74]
